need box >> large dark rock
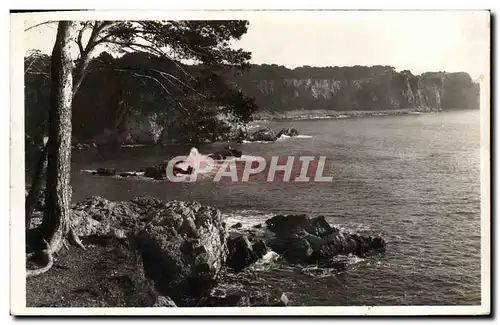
[247,128,277,142]
[173,162,193,176]
[268,235,313,264]
[266,214,335,237]
[131,201,228,305]
[252,240,269,260]
[225,230,270,272]
[226,234,259,272]
[265,214,386,265]
[64,196,229,306]
[276,128,299,138]
[143,164,166,179]
[208,147,243,160]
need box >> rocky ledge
[28,196,227,307]
[27,196,386,307]
[67,127,301,150]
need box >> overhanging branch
[112,67,192,117]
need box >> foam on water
[300,265,342,278]
[221,155,264,162]
[277,134,314,141]
[300,255,367,278]
[241,140,274,144]
[249,251,281,271]
[244,134,313,143]
[276,134,291,140]
[222,209,274,229]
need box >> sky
[23,11,490,80]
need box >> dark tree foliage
[25,20,258,144]
[25,52,258,144]
[27,20,258,277]
[25,51,51,143]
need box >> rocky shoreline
[65,127,301,152]
[30,106,462,153]
[27,196,386,307]
[253,108,438,122]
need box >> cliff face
[230,66,479,112]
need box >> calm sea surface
[69,109,481,305]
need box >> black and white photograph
[9,9,490,315]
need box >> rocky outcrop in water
[265,214,386,265]
[143,164,167,180]
[245,127,278,142]
[239,127,302,142]
[277,128,299,138]
[208,147,243,160]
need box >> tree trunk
[72,53,91,98]
[25,137,48,229]
[41,21,77,253]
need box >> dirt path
[26,237,160,307]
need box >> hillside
[227,64,480,113]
